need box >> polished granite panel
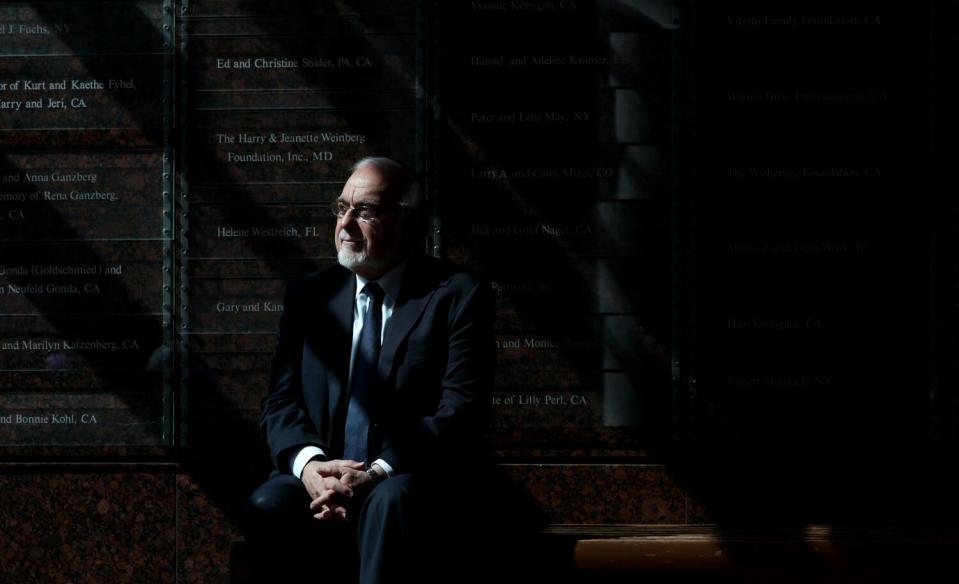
[0,469,176,583]
[176,473,238,584]
[685,493,715,524]
[499,463,686,525]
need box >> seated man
[243,156,495,584]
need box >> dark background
[1,1,957,582]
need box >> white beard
[338,243,394,274]
[337,245,368,270]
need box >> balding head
[334,157,424,279]
[350,156,422,210]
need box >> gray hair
[351,156,423,210]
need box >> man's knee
[366,473,413,505]
[246,486,280,517]
[359,473,418,526]
[242,474,310,535]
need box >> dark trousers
[242,471,477,584]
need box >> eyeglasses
[330,201,404,223]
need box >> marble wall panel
[185,12,415,36]
[0,369,162,392]
[0,1,166,55]
[189,257,327,279]
[192,87,417,112]
[1,150,165,207]
[187,110,416,184]
[0,55,166,139]
[0,0,169,148]
[450,152,622,199]
[188,332,275,355]
[494,331,599,389]
[447,91,615,148]
[187,34,416,92]
[190,278,285,333]
[0,391,165,446]
[0,241,163,315]
[0,205,162,241]
[187,0,417,18]
[0,314,163,371]
[188,204,334,260]
[189,354,270,411]
[190,182,340,205]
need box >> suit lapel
[377,257,446,383]
[326,269,355,424]
[329,270,355,349]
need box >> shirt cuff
[371,458,393,478]
[292,446,327,479]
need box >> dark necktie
[344,281,384,463]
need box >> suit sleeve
[260,280,326,473]
[379,275,495,472]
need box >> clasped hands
[301,459,375,522]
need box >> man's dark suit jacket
[261,254,495,475]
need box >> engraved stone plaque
[0,1,173,449]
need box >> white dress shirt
[291,261,409,480]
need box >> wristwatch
[366,466,386,485]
